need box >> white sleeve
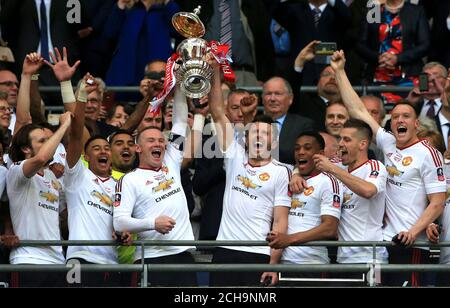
[320,175,342,219]
[6,162,28,190]
[52,143,67,166]
[274,165,292,208]
[113,174,155,233]
[0,166,7,197]
[420,146,447,194]
[63,158,84,190]
[171,86,188,138]
[375,127,396,153]
[365,161,387,195]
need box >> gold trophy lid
[172,6,205,38]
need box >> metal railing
[39,85,412,114]
[1,240,450,287]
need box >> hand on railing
[426,223,440,243]
[0,234,20,248]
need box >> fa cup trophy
[172,6,213,99]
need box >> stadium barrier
[1,240,450,287]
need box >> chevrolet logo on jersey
[386,165,404,177]
[91,190,113,206]
[39,191,58,203]
[290,198,306,209]
[236,175,261,190]
[152,178,174,193]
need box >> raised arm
[66,74,97,169]
[331,50,380,141]
[22,112,72,178]
[14,53,44,134]
[44,47,81,114]
[208,63,234,152]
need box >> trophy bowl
[172,6,213,99]
[175,37,213,99]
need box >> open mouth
[98,156,109,167]
[151,149,162,159]
[297,159,308,166]
[397,125,407,135]
[121,151,131,160]
[340,149,348,156]
[253,141,265,149]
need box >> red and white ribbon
[149,53,179,113]
[208,41,236,83]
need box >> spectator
[361,95,386,162]
[106,103,131,128]
[262,76,315,165]
[292,41,342,124]
[104,0,179,101]
[0,69,19,132]
[325,101,349,138]
[357,0,430,86]
[271,0,352,86]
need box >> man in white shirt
[330,50,446,286]
[7,113,72,287]
[113,85,197,287]
[208,61,291,287]
[314,119,388,285]
[267,131,342,284]
[59,75,123,287]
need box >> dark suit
[428,0,450,67]
[356,2,430,81]
[1,0,86,103]
[270,0,352,85]
[277,113,316,165]
[176,0,275,81]
[192,134,226,241]
[297,93,328,131]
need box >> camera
[419,73,429,92]
[314,42,337,65]
[146,71,165,81]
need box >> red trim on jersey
[422,141,443,167]
[36,171,44,177]
[324,173,340,194]
[348,160,369,173]
[138,166,162,172]
[304,170,322,180]
[396,138,422,150]
[95,176,111,183]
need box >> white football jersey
[64,159,117,264]
[439,163,450,264]
[217,141,292,255]
[281,172,342,264]
[7,162,65,264]
[114,143,194,261]
[376,128,447,245]
[0,165,7,197]
[337,160,388,264]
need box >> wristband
[77,82,88,103]
[31,74,39,81]
[60,81,76,104]
[192,114,205,132]
[149,217,155,230]
[293,168,299,175]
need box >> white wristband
[293,167,300,175]
[192,114,205,132]
[294,66,304,73]
[77,82,88,103]
[60,81,76,104]
[149,217,155,230]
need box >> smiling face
[0,99,12,130]
[390,103,420,148]
[295,135,323,176]
[226,92,246,125]
[325,103,349,137]
[110,133,136,173]
[262,78,293,120]
[0,71,19,107]
[85,138,111,178]
[136,128,166,169]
